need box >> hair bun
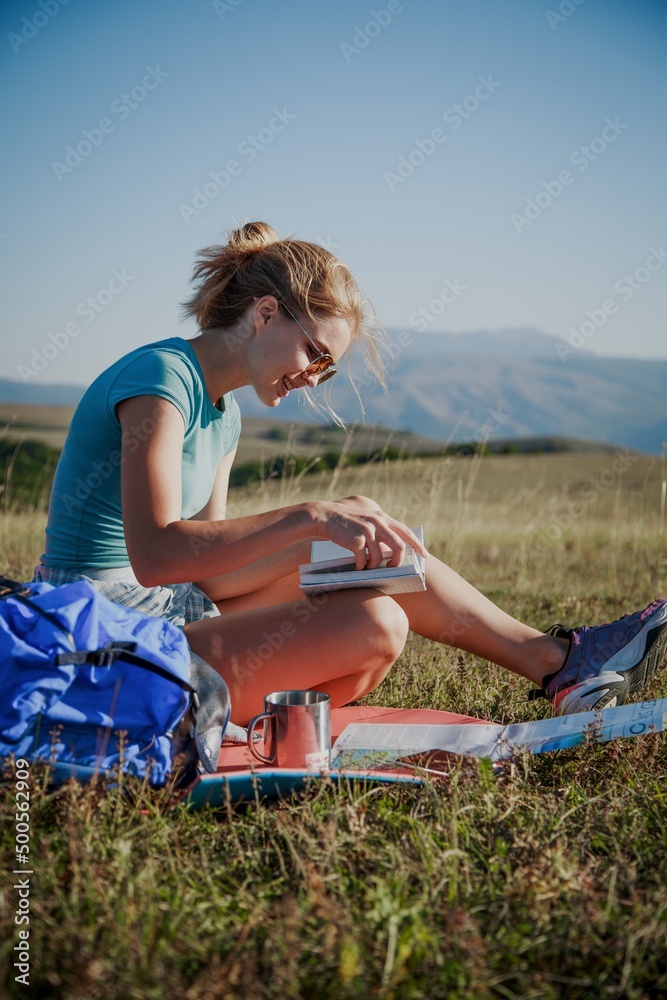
[228,221,279,253]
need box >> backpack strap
[0,579,31,597]
[0,577,75,649]
[56,642,196,694]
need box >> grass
[1,448,666,999]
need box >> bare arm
[193,496,398,602]
[190,446,312,598]
[118,396,313,586]
[117,395,427,587]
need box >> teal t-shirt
[42,337,241,569]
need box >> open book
[299,526,427,596]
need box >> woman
[36,222,667,725]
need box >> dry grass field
[1,447,667,999]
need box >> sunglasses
[279,302,337,384]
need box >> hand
[309,498,428,571]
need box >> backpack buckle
[0,578,31,599]
[87,650,118,667]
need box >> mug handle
[247,712,276,764]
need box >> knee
[363,596,409,666]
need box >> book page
[299,572,426,595]
[300,527,426,594]
[306,527,423,573]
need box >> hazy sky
[2,0,666,388]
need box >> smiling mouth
[281,375,296,396]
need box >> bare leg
[185,590,409,725]
[193,492,567,693]
[388,558,567,686]
[208,556,567,688]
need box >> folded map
[330,699,667,767]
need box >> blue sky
[1,0,666,388]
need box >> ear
[253,295,280,332]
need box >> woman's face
[250,298,354,408]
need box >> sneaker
[531,600,667,715]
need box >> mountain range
[240,328,667,455]
[2,328,665,454]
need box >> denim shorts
[33,564,221,629]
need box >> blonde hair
[181,221,387,424]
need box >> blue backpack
[0,577,231,787]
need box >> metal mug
[247,690,331,769]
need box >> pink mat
[181,705,489,808]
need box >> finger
[380,531,407,569]
[355,506,428,561]
[388,521,428,559]
[373,519,428,567]
[364,532,385,570]
[378,542,393,561]
[364,520,406,568]
[349,533,369,571]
